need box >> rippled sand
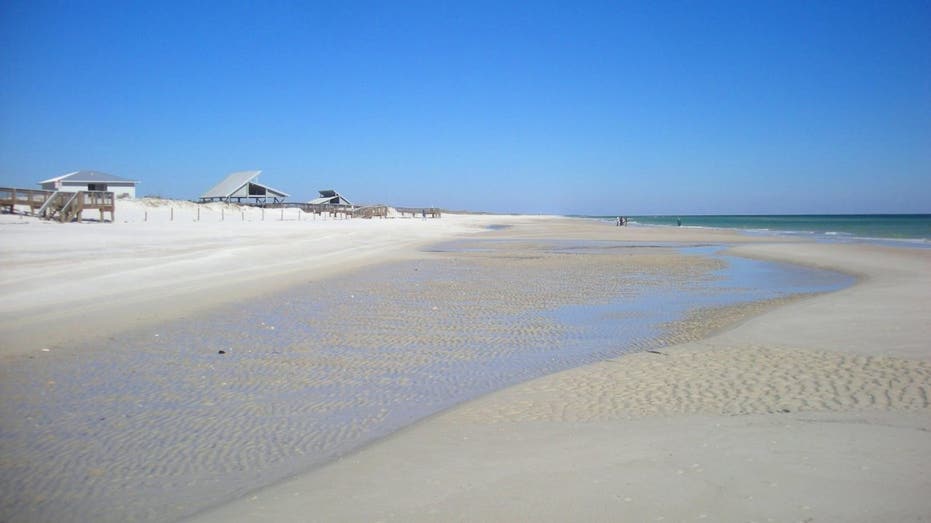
[183,241,930,523]
[452,345,931,422]
[0,240,847,522]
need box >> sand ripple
[453,345,931,422]
[0,241,848,522]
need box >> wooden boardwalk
[1,187,115,222]
[262,202,442,219]
[395,206,442,219]
[0,187,53,214]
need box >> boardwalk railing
[1,187,115,222]
[350,205,442,219]
[395,207,442,219]
[0,187,54,214]
[260,202,441,219]
[260,202,355,218]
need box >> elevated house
[39,171,138,199]
[308,190,352,206]
[199,170,288,205]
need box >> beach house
[39,171,138,199]
[199,170,289,205]
[308,190,352,206]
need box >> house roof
[199,171,290,199]
[40,170,138,184]
[308,189,352,205]
[201,170,262,199]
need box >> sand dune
[0,199,538,357]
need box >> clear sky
[1,1,929,215]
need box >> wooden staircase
[37,191,73,221]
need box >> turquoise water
[590,214,931,243]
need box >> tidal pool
[0,240,852,522]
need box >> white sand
[0,199,538,357]
[188,236,931,522]
[5,208,929,522]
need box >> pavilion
[199,171,288,205]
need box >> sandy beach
[5,2,928,521]
[1,203,929,522]
[0,200,535,358]
[187,223,931,522]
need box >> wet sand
[3,217,833,522]
[189,239,931,522]
[4,210,928,522]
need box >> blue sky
[1,1,929,214]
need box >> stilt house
[39,171,138,199]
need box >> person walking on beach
[616,217,621,227]
[676,217,682,227]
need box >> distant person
[422,209,427,220]
[677,217,682,227]
[616,217,621,227]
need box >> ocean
[591,214,931,243]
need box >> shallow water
[0,241,852,522]
[594,214,931,242]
